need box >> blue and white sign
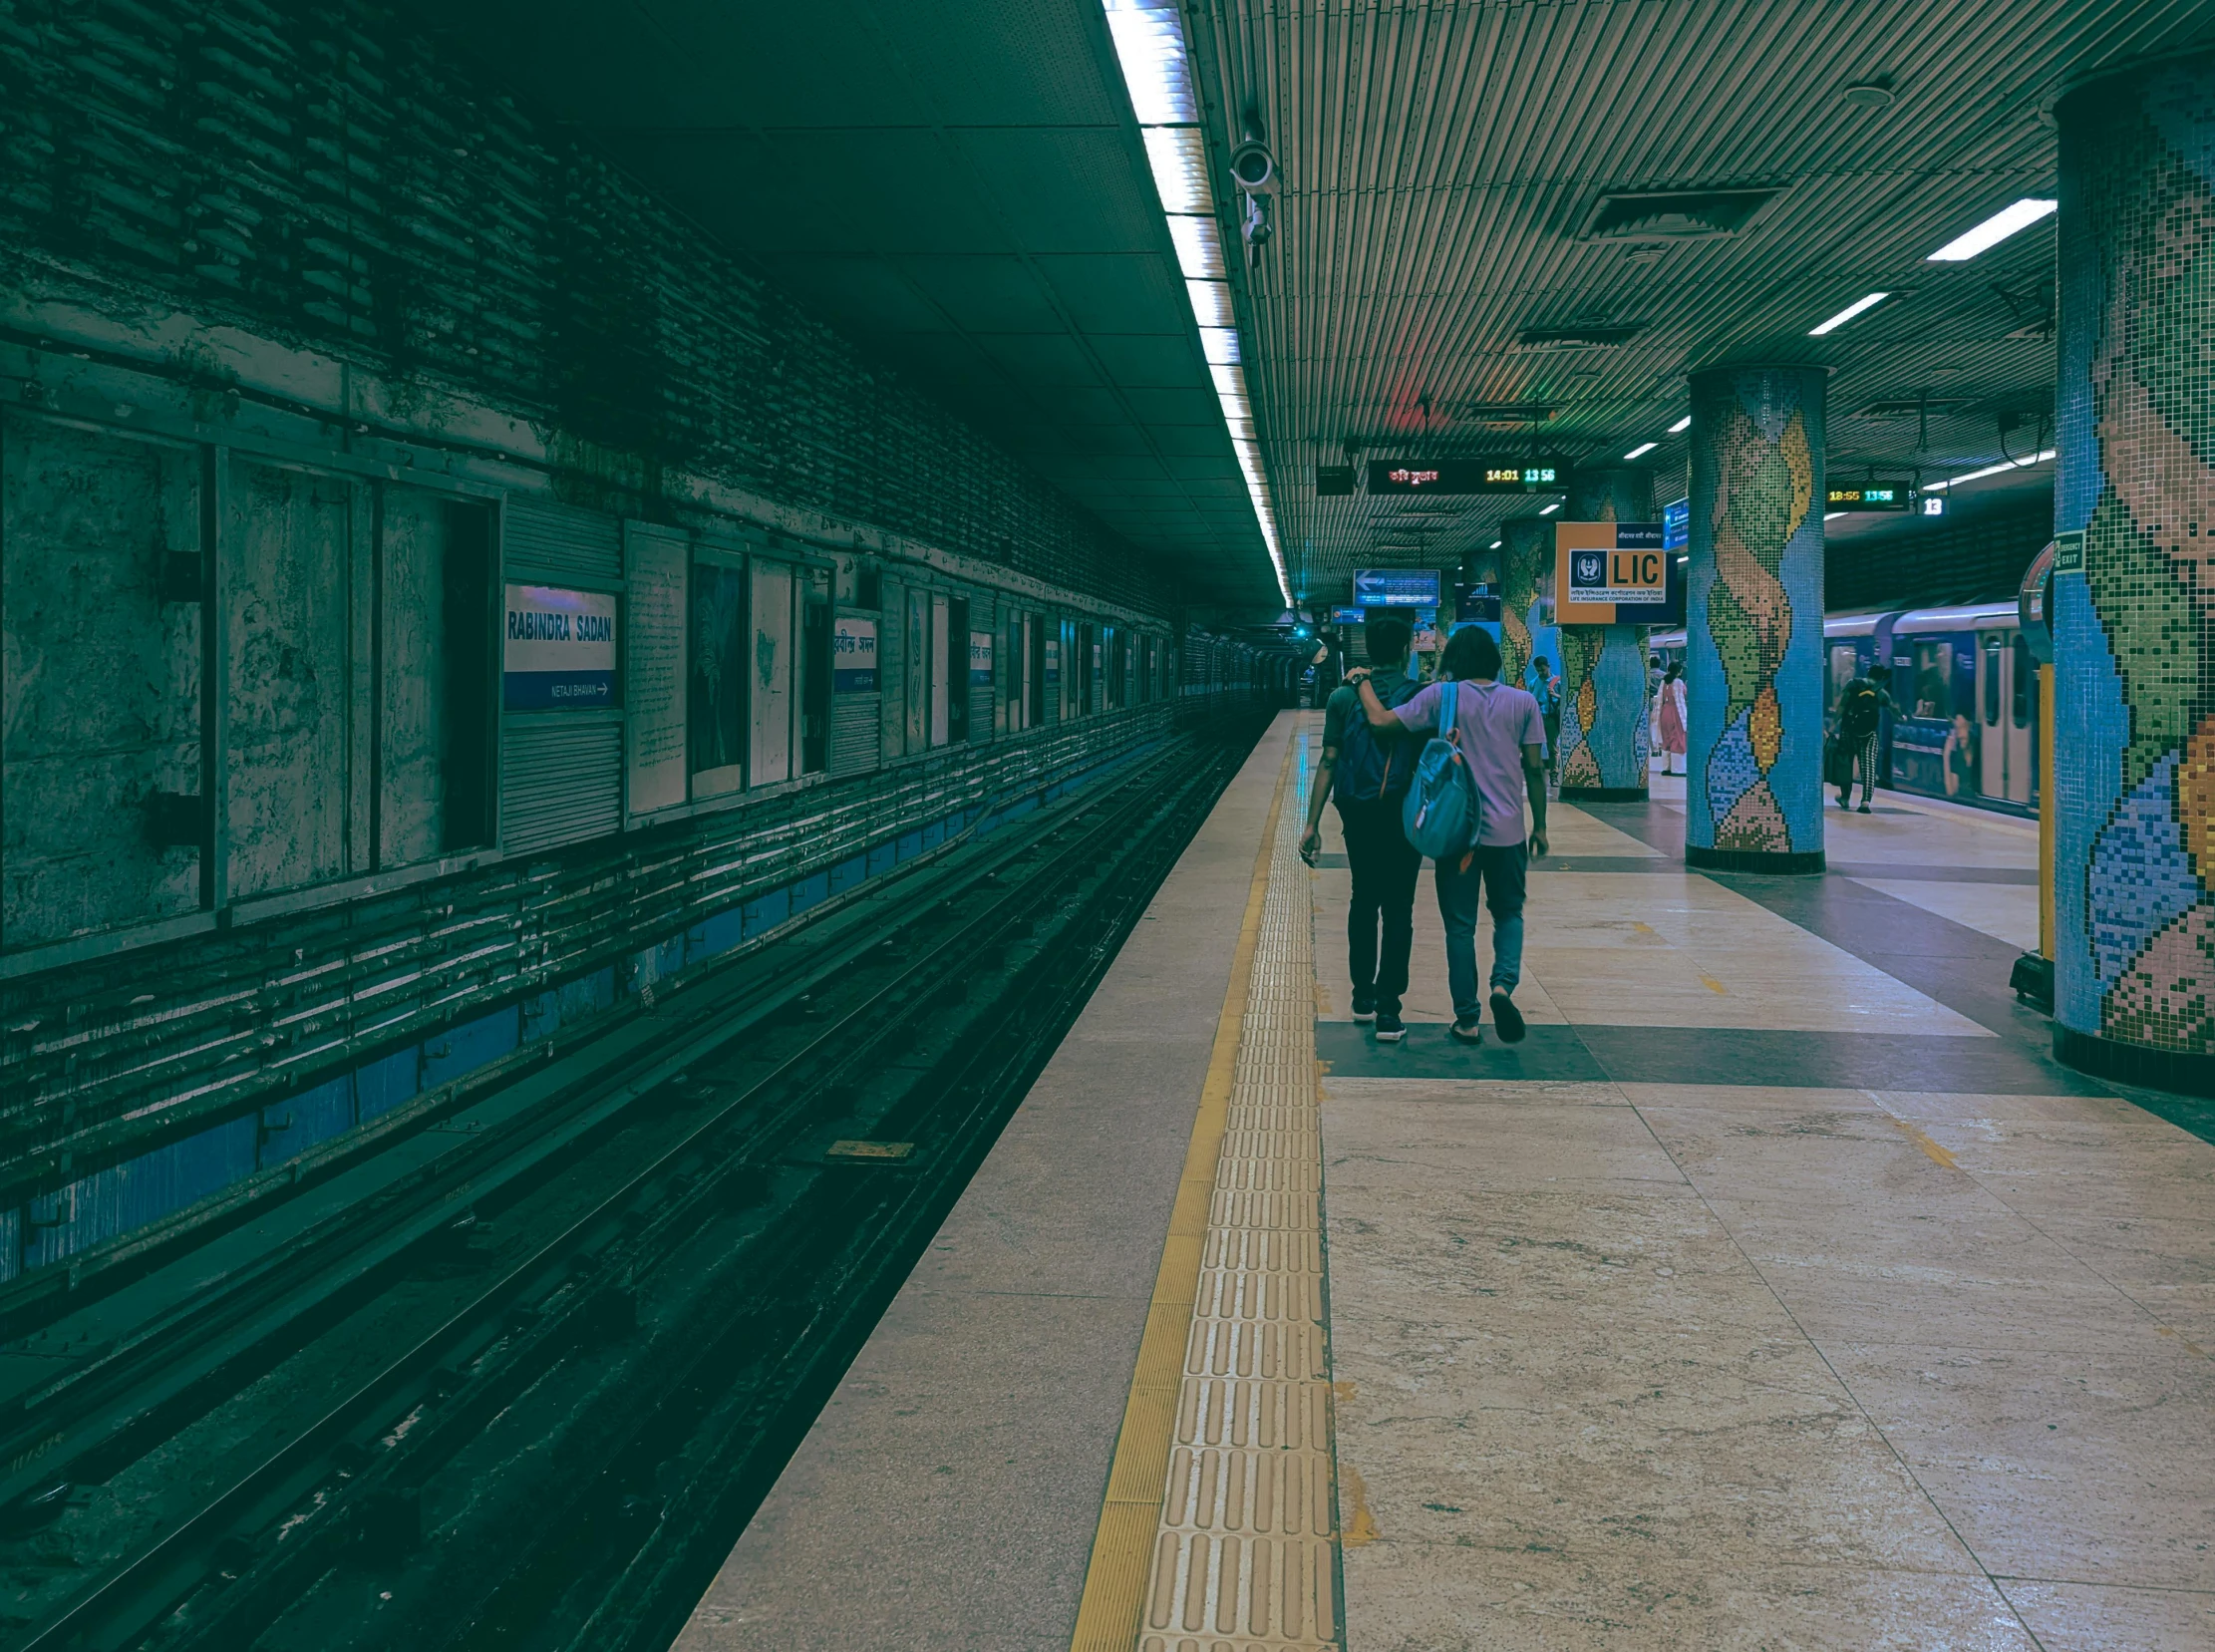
[1663,497,1690,551]
[1352,567,1440,607]
[833,614,877,693]
[504,583,616,710]
[968,630,995,689]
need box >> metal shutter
[501,714,623,852]
[504,498,622,584]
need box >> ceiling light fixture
[1926,198,2057,262]
[1489,539,1502,549]
[1102,0,1288,603]
[1809,292,1890,336]
[1668,415,1692,434]
[1539,502,1560,515]
[1623,441,1659,460]
[1824,510,1846,520]
[1922,448,2057,492]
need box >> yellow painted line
[1698,972,1728,995]
[1887,1117,1959,1170]
[1069,732,1294,1652]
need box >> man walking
[1834,664,1891,813]
[1300,612,1424,1043]
[1349,626,1548,1046]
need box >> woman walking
[1655,661,1688,776]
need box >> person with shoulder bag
[1834,667,1887,813]
[1349,626,1547,1046]
[1301,612,1425,1042]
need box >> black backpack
[1838,680,1881,742]
[1337,678,1424,804]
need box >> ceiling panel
[896,257,1068,334]
[1188,0,2215,605]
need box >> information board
[1826,482,1913,512]
[1329,605,1366,625]
[1365,461,1562,496]
[832,614,877,693]
[503,583,617,710]
[1454,583,1502,623]
[969,630,995,689]
[1352,567,1440,607]
[624,528,688,815]
[1663,497,1690,551]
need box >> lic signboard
[1554,523,1684,624]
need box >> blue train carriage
[1877,602,2039,816]
[1644,607,2036,819]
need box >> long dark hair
[1438,625,1502,683]
[1664,660,1683,682]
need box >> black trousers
[1340,799,1423,1013]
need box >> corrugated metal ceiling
[1187,0,2215,604]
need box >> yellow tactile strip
[1135,726,1340,1652]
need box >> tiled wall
[1686,366,1826,860]
[1559,468,1655,796]
[1496,516,1560,701]
[2053,52,2215,1059]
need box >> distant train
[1648,601,2037,818]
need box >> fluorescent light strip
[1809,291,1890,336]
[1928,197,2057,262]
[1824,510,1846,520]
[1668,415,1692,435]
[1102,0,1287,602]
[1623,441,1658,460]
[1539,502,1560,515]
[1922,448,2057,492]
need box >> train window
[1911,641,1952,720]
[1982,633,2002,727]
[1827,644,1857,712]
[2013,634,2033,729]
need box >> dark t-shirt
[1322,662,1414,755]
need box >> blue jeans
[1433,843,1526,1021]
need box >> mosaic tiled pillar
[1496,515,1559,701]
[1558,467,1656,800]
[2052,51,2215,1090]
[1684,365,1826,873]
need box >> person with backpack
[1347,625,1547,1046]
[1301,611,1425,1042]
[1834,665,1889,812]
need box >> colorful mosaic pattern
[1685,366,1826,857]
[2054,54,2215,1056]
[1559,468,1654,794]
[1496,516,1559,703]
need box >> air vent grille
[1859,397,1976,417]
[1459,402,1558,424]
[1515,324,1642,350]
[1583,187,1781,240]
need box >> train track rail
[0,713,1266,1652]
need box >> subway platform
[676,711,2215,1652]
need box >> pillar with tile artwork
[1683,364,1827,874]
[1558,466,1657,801]
[2051,50,2215,1091]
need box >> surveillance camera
[1228,139,1278,194]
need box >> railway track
[0,713,1266,1652]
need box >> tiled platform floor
[1313,731,2215,1651]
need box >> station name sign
[503,583,617,710]
[1366,460,1562,496]
[1826,482,1914,512]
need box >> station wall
[0,0,1287,1284]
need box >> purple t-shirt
[1393,679,1543,846]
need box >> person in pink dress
[1655,661,1688,775]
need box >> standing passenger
[1301,613,1424,1043]
[1348,626,1547,1046]
[1655,661,1688,776]
[1833,666,1887,813]
[1525,653,1562,786]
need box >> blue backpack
[1402,681,1485,859]
[1335,674,1423,804]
